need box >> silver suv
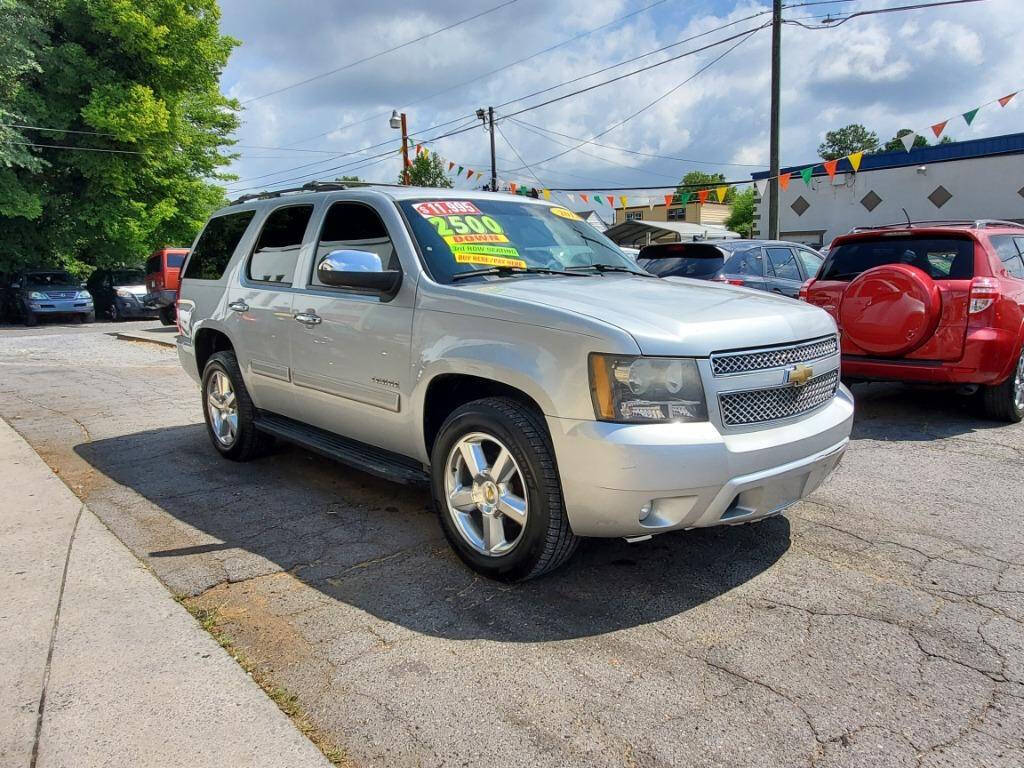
[176,183,853,580]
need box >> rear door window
[766,247,801,280]
[311,202,399,289]
[721,248,764,276]
[167,253,186,269]
[183,211,255,281]
[821,237,975,281]
[991,235,1024,279]
[247,204,314,285]
[145,255,161,275]
[797,248,823,278]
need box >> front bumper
[143,289,177,309]
[26,298,93,315]
[546,385,854,538]
[115,296,157,317]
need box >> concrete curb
[110,329,177,348]
[0,418,332,768]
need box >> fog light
[639,502,652,522]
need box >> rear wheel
[201,351,274,461]
[981,349,1024,423]
[158,306,175,326]
[23,310,37,327]
[430,397,578,581]
[109,302,121,322]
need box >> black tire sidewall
[431,401,561,581]
[201,354,253,459]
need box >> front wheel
[158,306,175,326]
[981,349,1024,423]
[430,397,579,581]
[201,351,274,460]
[23,310,37,327]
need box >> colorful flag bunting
[779,172,791,190]
[542,189,551,200]
[823,159,838,178]
[678,191,692,205]
[664,194,673,207]
[715,185,728,203]
[415,144,422,154]
[567,193,575,203]
[999,92,1017,107]
[594,194,604,205]
[457,166,463,176]
[754,179,767,197]
[696,189,709,204]
[931,120,948,138]
[509,182,517,193]
[448,161,454,171]
[800,167,813,185]
[466,168,474,178]
[847,151,863,172]
[900,131,918,152]
[962,108,979,126]
[620,195,628,208]
[580,193,589,203]
[475,172,483,181]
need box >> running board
[254,411,429,486]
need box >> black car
[86,267,156,321]
[5,269,94,325]
[637,239,824,298]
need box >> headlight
[29,291,46,299]
[589,354,707,423]
[76,290,91,300]
[115,288,134,298]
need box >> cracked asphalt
[1,321,1022,768]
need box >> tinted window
[146,255,162,275]
[797,248,823,278]
[183,211,255,281]
[247,205,313,284]
[26,272,75,287]
[766,247,801,280]
[722,248,764,276]
[111,270,144,285]
[990,236,1024,279]
[821,237,975,281]
[167,253,186,268]
[312,202,398,288]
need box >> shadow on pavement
[75,423,789,642]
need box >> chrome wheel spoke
[483,513,506,552]
[459,440,487,478]
[206,371,238,447]
[449,486,476,511]
[490,447,514,484]
[497,492,527,526]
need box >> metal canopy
[603,219,741,248]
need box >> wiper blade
[450,266,588,282]
[567,264,657,277]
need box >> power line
[495,123,546,188]
[783,0,984,28]
[241,0,520,104]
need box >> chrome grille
[46,291,77,299]
[711,335,838,376]
[719,370,839,426]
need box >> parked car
[176,185,853,580]
[143,247,188,325]
[637,239,824,298]
[801,219,1024,422]
[6,269,94,326]
[86,267,156,321]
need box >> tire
[83,311,94,323]
[430,396,579,581]
[201,351,274,461]
[981,349,1024,423]
[158,306,175,326]
[110,302,121,322]
[23,310,37,327]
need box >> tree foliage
[676,170,734,202]
[817,124,879,160]
[0,0,240,275]
[724,187,755,237]
[879,128,952,153]
[402,152,453,188]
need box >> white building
[752,131,1024,248]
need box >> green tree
[676,170,734,202]
[402,152,452,188]
[817,124,879,160]
[0,0,239,275]
[725,187,755,237]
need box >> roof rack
[229,180,352,206]
[849,219,1024,233]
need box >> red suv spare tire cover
[838,264,941,356]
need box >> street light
[390,110,410,185]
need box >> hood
[460,274,837,356]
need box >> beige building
[613,200,732,227]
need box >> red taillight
[714,276,744,286]
[175,299,182,335]
[968,277,999,314]
[799,279,813,302]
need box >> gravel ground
[1,322,1022,768]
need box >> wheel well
[422,374,545,455]
[194,328,234,375]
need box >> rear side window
[247,205,314,284]
[722,248,764,276]
[766,247,801,280]
[990,236,1024,279]
[797,248,823,277]
[167,253,186,269]
[183,211,255,281]
[821,237,975,281]
[145,254,161,274]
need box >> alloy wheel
[444,432,529,556]
[206,370,238,447]
[1015,352,1024,412]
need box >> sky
[216,0,1023,204]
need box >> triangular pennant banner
[457,166,464,176]
[448,161,454,171]
[619,195,628,208]
[715,185,728,203]
[900,131,917,152]
[415,144,422,154]
[542,189,551,200]
[696,189,709,204]
[962,108,979,126]
[476,172,484,181]
[466,168,474,178]
[778,172,791,190]
[566,193,575,203]
[678,191,692,205]
[823,159,838,178]
[931,120,948,138]
[580,193,589,203]
[847,151,863,172]
[754,179,767,197]
[664,194,673,207]
[593,194,604,205]
[800,167,813,185]
[999,92,1017,107]
[508,182,517,193]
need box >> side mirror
[317,250,401,295]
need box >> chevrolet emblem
[785,364,814,386]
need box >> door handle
[228,300,249,312]
[294,312,322,327]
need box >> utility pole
[768,0,782,239]
[400,112,410,186]
[476,107,498,190]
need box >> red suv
[143,247,188,326]
[801,220,1024,422]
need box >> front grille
[719,370,839,426]
[46,291,77,299]
[711,335,838,376]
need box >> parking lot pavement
[0,323,1022,768]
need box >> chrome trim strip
[292,371,400,413]
[249,360,291,382]
[711,335,838,377]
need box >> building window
[626,211,644,221]
[667,207,685,221]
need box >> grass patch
[178,597,350,767]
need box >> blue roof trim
[751,131,1024,180]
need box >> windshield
[399,199,641,283]
[26,272,75,287]
[111,270,144,285]
[821,237,975,281]
[167,253,186,268]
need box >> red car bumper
[842,327,1018,386]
